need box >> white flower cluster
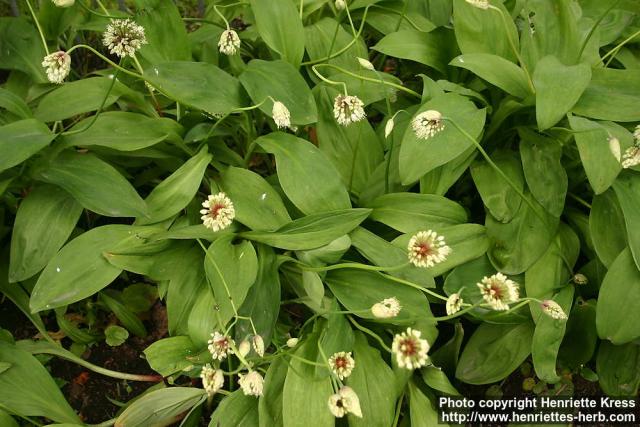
[201,192,235,232]
[477,273,519,311]
[103,19,147,58]
[371,297,401,318]
[42,51,71,84]
[328,351,355,380]
[392,327,430,370]
[541,300,568,320]
[407,230,451,268]
[412,110,445,140]
[218,29,241,56]
[334,94,366,126]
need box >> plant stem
[578,0,621,62]
[67,44,142,79]
[601,27,640,67]
[25,0,49,55]
[311,65,349,94]
[347,315,392,353]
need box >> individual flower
[465,0,490,9]
[286,337,299,348]
[371,297,401,318]
[272,101,291,129]
[541,300,568,320]
[445,293,463,316]
[412,110,445,140]
[52,0,74,7]
[328,351,355,380]
[384,118,395,138]
[572,273,588,285]
[238,340,251,358]
[42,51,71,84]
[328,386,362,418]
[252,335,265,357]
[407,230,451,268]
[207,331,234,361]
[218,29,241,55]
[357,57,375,71]
[633,124,640,141]
[392,328,430,370]
[335,0,346,11]
[238,370,264,397]
[609,136,621,162]
[477,273,519,311]
[621,145,640,169]
[200,364,224,396]
[200,192,235,232]
[103,19,147,58]
[334,94,366,126]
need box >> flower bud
[384,118,395,138]
[357,57,375,71]
[252,335,265,357]
[238,340,251,358]
[286,337,299,348]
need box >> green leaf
[29,225,135,312]
[304,17,368,70]
[0,342,80,423]
[455,322,534,385]
[470,149,524,223]
[612,172,640,271]
[255,132,351,214]
[144,337,198,377]
[590,189,627,267]
[104,325,129,347]
[450,53,532,98]
[572,68,640,122]
[559,299,597,369]
[346,333,396,427]
[519,129,567,217]
[314,85,383,196]
[9,185,82,282]
[249,0,305,68]
[0,119,55,173]
[596,248,640,344]
[568,116,621,194]
[372,29,452,74]
[259,358,287,427]
[241,209,370,250]
[204,236,258,326]
[134,0,191,63]
[0,18,46,82]
[100,291,147,337]
[36,151,147,218]
[365,193,467,233]
[452,0,518,62]
[533,56,591,130]
[239,60,317,125]
[421,365,461,396]
[399,93,486,184]
[531,285,574,384]
[596,341,640,397]
[61,112,169,151]
[138,148,212,224]
[407,381,440,427]
[115,387,206,426]
[187,287,217,347]
[144,62,249,116]
[0,87,32,119]
[220,166,290,231]
[210,389,259,427]
[325,268,433,324]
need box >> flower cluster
[328,386,362,418]
[103,19,147,58]
[446,293,463,315]
[238,370,264,397]
[218,29,241,56]
[328,351,355,380]
[207,331,234,361]
[412,110,445,140]
[477,273,519,311]
[334,94,366,126]
[392,328,430,370]
[371,297,401,318]
[201,192,235,232]
[541,300,568,320]
[407,230,451,268]
[200,364,224,396]
[465,0,490,9]
[42,51,71,84]
[272,101,291,129]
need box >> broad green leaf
[364,8,437,34]
[596,341,640,397]
[240,60,317,125]
[399,93,486,184]
[0,411,18,427]
[220,166,290,231]
[596,248,640,344]
[115,387,206,427]
[241,209,370,250]
[559,299,597,369]
[9,185,82,282]
[0,342,80,423]
[0,87,32,119]
[144,62,249,116]
[518,129,567,217]
[393,224,490,277]
[255,132,351,214]
[100,291,146,337]
[314,85,383,196]
[36,151,147,218]
[0,261,48,339]
[282,334,333,427]
[304,17,368,70]
[407,381,440,427]
[29,225,135,312]
[590,190,627,267]
[470,149,524,223]
[450,53,532,98]
[533,56,591,130]
[452,0,518,62]
[326,268,434,324]
[210,389,259,427]
[456,322,534,384]
[134,0,191,63]
[372,29,452,74]
[187,287,217,346]
[139,148,211,224]
[612,172,640,271]
[204,236,258,326]
[296,235,351,267]
[0,18,46,82]
[568,116,621,194]
[259,358,287,427]
[105,325,129,347]
[327,70,404,106]
[365,192,467,233]
[422,365,460,396]
[572,68,640,121]
[249,0,305,68]
[0,119,55,173]
[350,227,434,288]
[346,333,396,427]
[531,285,574,384]
[62,112,169,151]
[420,146,477,197]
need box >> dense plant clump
[1,0,640,425]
